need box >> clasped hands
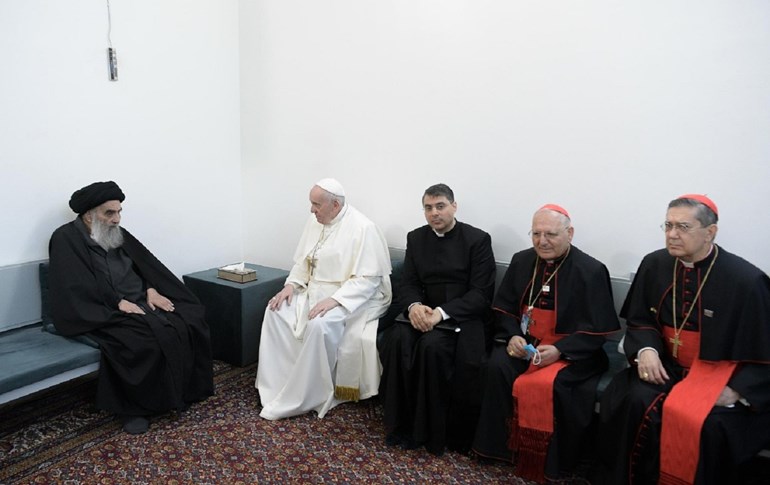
[506,335,561,366]
[118,288,175,315]
[268,284,340,319]
[408,304,443,332]
[637,348,741,407]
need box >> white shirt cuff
[436,306,449,320]
[635,347,658,363]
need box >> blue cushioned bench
[0,261,100,406]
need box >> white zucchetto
[315,178,346,197]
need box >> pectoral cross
[307,256,317,276]
[307,228,326,277]
[669,334,682,358]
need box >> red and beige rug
[1,362,536,484]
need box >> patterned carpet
[4,363,767,484]
[0,362,535,484]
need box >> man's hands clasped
[408,304,442,332]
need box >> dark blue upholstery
[0,262,101,404]
[0,324,100,395]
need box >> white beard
[90,216,124,251]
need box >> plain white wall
[3,2,768,280]
[241,0,770,277]
[1,0,242,276]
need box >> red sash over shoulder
[659,331,736,485]
[510,307,568,483]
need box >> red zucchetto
[538,204,570,219]
[676,193,718,217]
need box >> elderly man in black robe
[471,204,619,483]
[48,181,214,434]
[378,183,496,455]
[595,194,770,485]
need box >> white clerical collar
[327,204,348,227]
[680,244,714,268]
[432,219,457,237]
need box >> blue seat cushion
[0,324,101,395]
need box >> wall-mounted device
[108,47,118,81]
[105,0,118,82]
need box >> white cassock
[256,204,392,420]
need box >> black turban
[69,181,125,214]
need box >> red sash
[510,307,568,483]
[659,357,737,485]
[662,327,700,368]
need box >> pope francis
[255,178,392,420]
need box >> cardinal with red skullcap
[595,194,770,485]
[472,204,619,482]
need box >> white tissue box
[217,266,257,283]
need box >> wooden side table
[183,263,289,367]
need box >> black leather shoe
[122,416,150,435]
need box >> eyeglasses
[529,228,569,240]
[660,222,702,234]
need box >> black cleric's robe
[378,221,496,454]
[48,218,214,416]
[472,245,619,477]
[596,246,770,485]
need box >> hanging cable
[106,0,113,48]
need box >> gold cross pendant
[669,334,682,359]
[307,256,317,275]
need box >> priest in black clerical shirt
[595,194,770,485]
[48,181,214,435]
[471,204,619,483]
[378,183,496,456]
